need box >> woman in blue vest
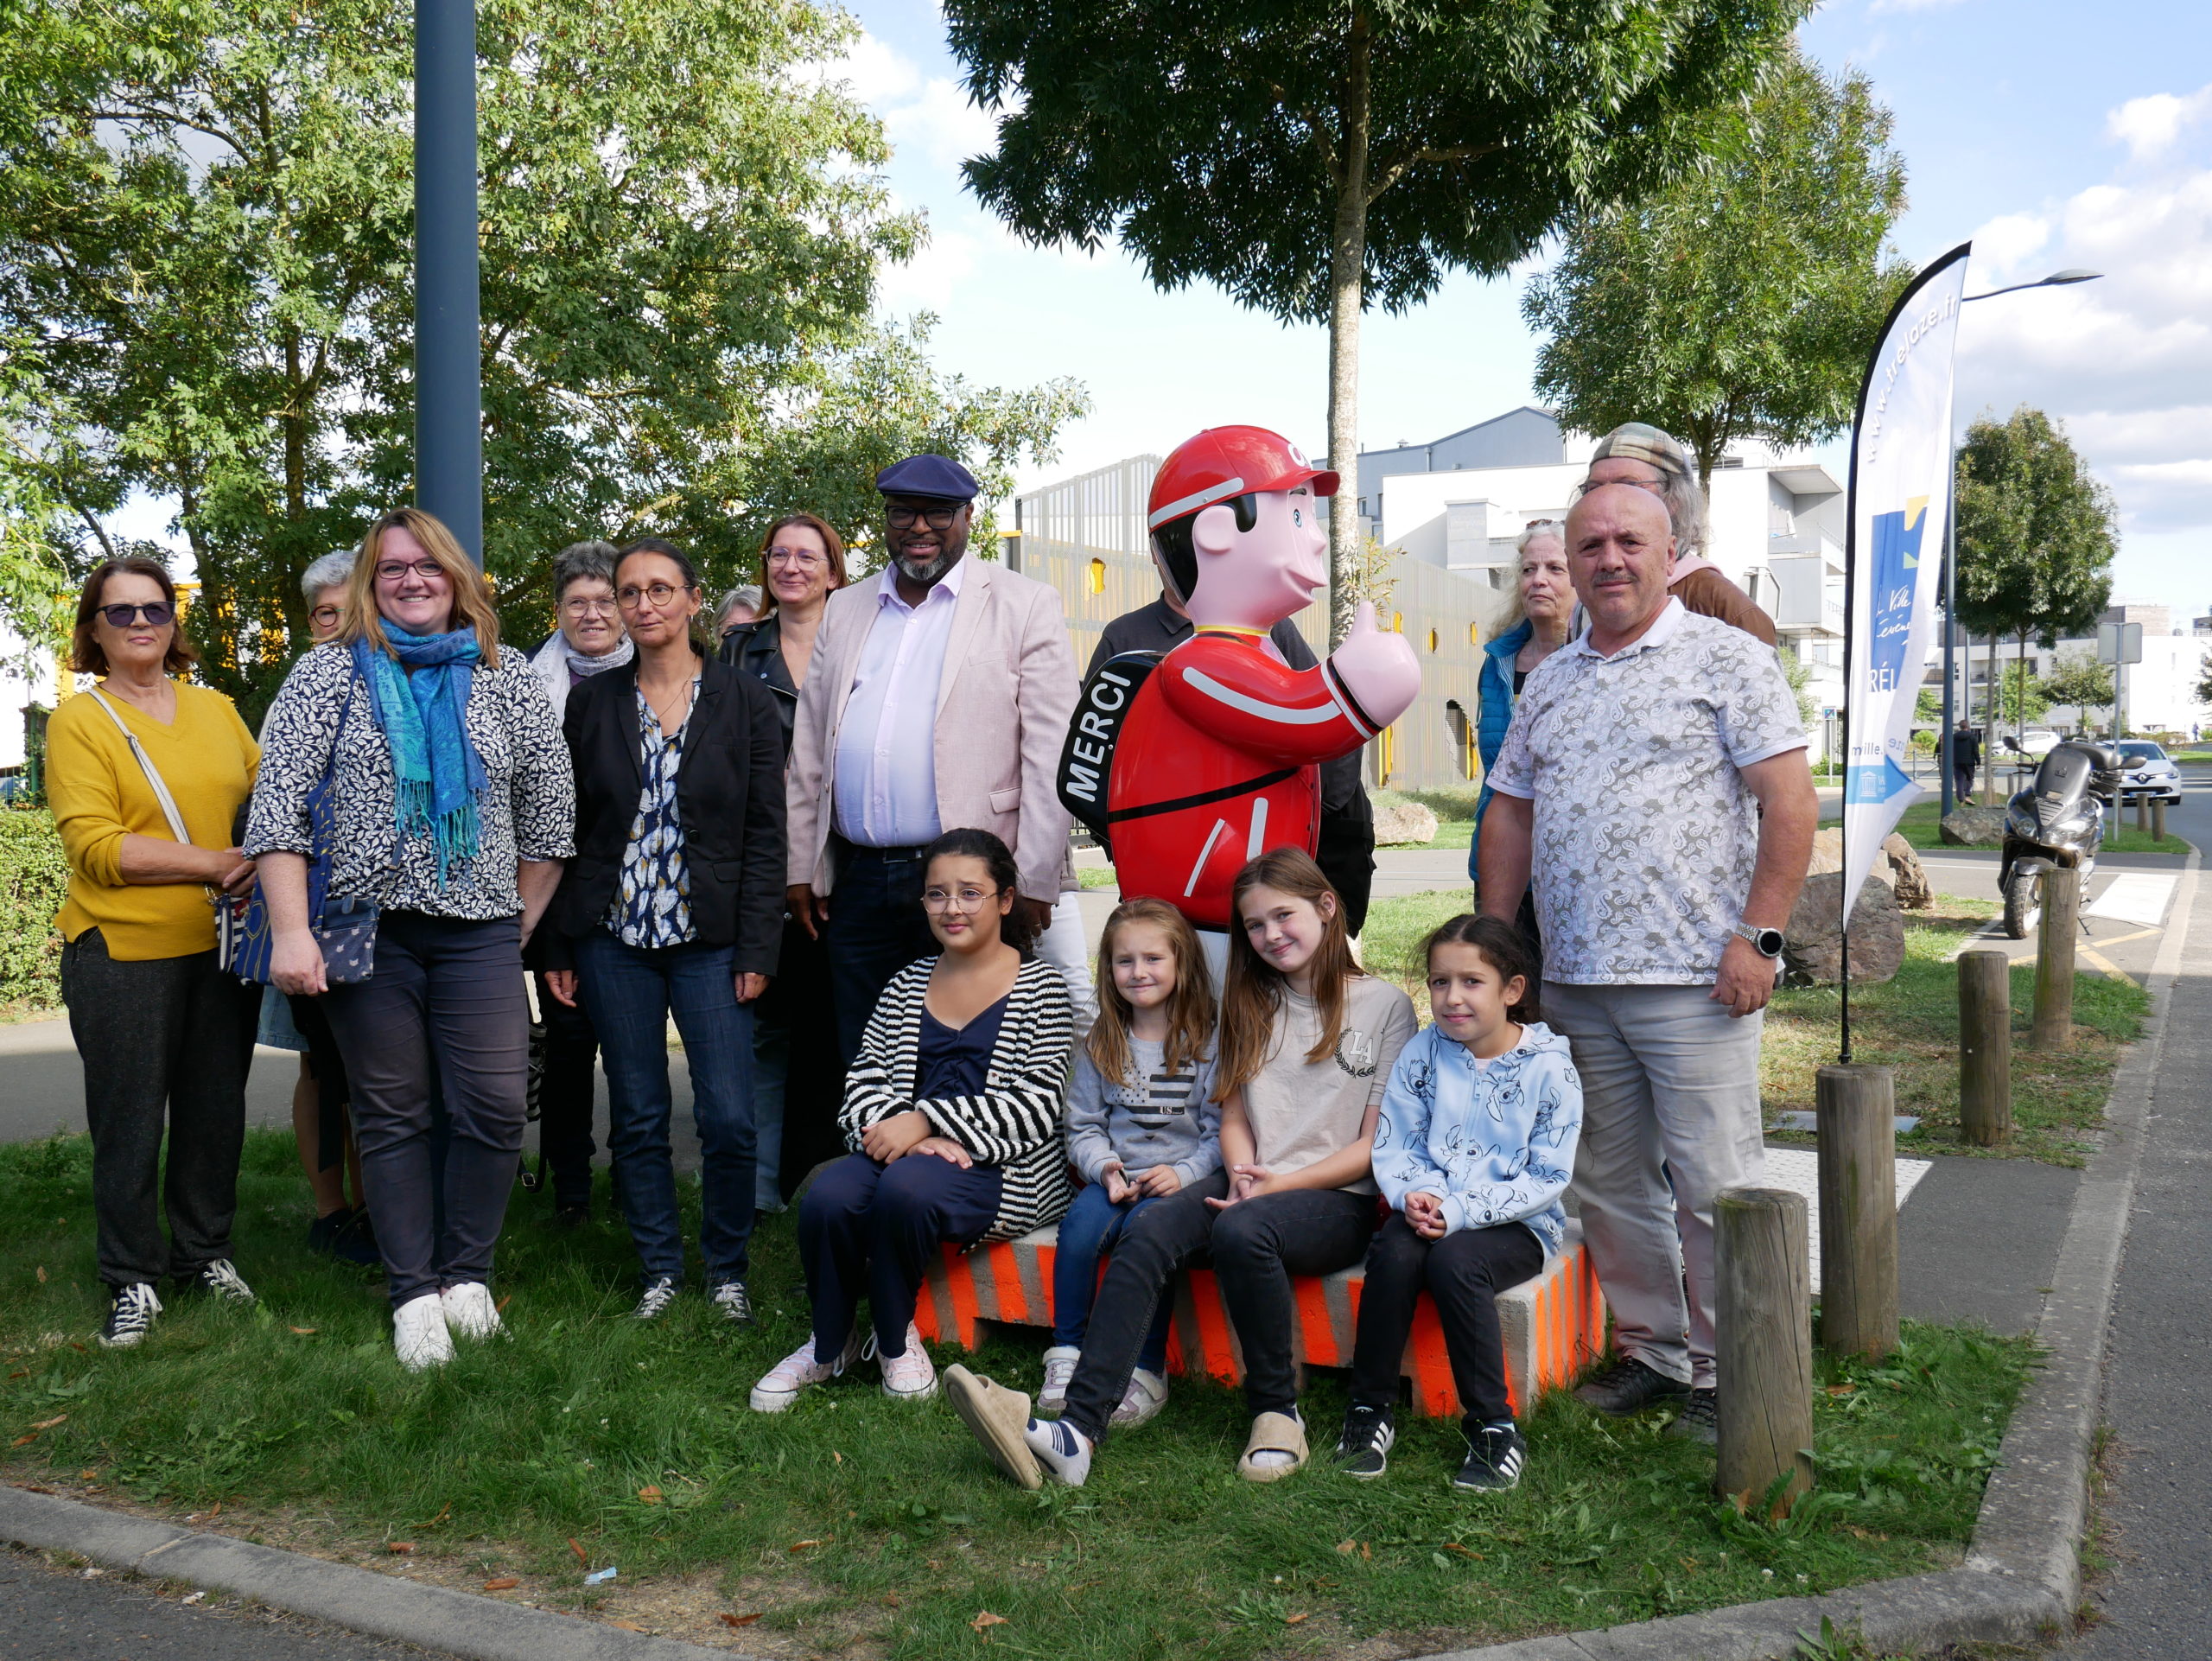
[1471,522,1575,908]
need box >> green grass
[0,1129,2036,1658]
[1842,799,2192,856]
[1359,888,1473,989]
[1763,907,2149,1167]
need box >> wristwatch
[1734,921,1786,958]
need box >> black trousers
[1351,1214,1545,1430]
[755,916,847,1198]
[1213,1187,1377,1418]
[531,970,601,1208]
[1060,1171,1230,1444]
[61,931,259,1289]
[321,912,529,1308]
[823,843,938,1064]
[798,1152,1001,1359]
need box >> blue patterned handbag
[229,675,379,986]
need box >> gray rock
[1783,871,1905,985]
[1372,802,1440,847]
[1940,805,2007,848]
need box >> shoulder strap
[86,690,193,848]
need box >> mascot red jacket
[1059,426,1421,932]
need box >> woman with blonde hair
[247,506,575,1370]
[1471,520,1576,890]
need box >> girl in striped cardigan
[749,828,1074,1413]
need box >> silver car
[2115,740,2183,804]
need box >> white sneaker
[440,1281,503,1340]
[1109,1366,1171,1429]
[749,1327,864,1413]
[879,1323,938,1403]
[1039,1346,1080,1415]
[632,1276,679,1321]
[393,1293,454,1371]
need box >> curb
[1410,850,2197,1661]
[0,1484,746,1660]
[2,863,2191,1661]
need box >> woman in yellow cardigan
[46,557,263,1349]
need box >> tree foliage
[0,0,1084,719]
[1954,407,2116,652]
[2042,650,2114,726]
[945,0,1808,635]
[1523,49,1911,484]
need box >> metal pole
[1940,479,1957,818]
[415,0,484,564]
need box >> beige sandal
[1237,1410,1309,1482]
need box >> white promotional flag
[1842,242,1972,922]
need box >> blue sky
[844,0,2212,612]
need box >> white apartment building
[1361,411,1846,745]
[1968,601,2212,738]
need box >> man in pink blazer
[785,454,1081,1059]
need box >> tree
[945,0,1808,640]
[2043,650,2114,733]
[0,0,1084,720]
[1954,406,2116,790]
[1524,50,1912,485]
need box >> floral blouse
[607,677,698,948]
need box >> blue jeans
[574,931,757,1287]
[1051,1181,1172,1374]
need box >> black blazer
[545,652,787,977]
[717,614,798,759]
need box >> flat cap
[875,454,980,502]
[1588,422,1695,481]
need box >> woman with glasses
[750,827,1072,1413]
[1471,523,1575,934]
[48,557,264,1348]
[541,538,786,1324]
[524,541,632,1224]
[720,514,847,1212]
[248,507,575,1371]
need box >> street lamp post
[1938,268,2101,817]
[415,0,484,565]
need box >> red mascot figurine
[1058,426,1421,933]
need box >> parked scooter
[1999,741,2122,939]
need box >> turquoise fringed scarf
[355,627,486,887]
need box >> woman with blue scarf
[1471,524,1574,932]
[248,508,575,1371]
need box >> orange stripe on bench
[1185,1271,1241,1384]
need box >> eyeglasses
[886,504,963,531]
[99,602,174,628]
[308,604,344,628]
[375,558,447,582]
[766,547,827,569]
[922,885,1001,913]
[561,596,618,615]
[617,582,694,609]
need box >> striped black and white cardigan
[839,956,1076,1245]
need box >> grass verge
[1360,888,2147,1168]
[1838,799,2192,856]
[0,1128,2037,1660]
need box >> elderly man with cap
[784,455,1082,1058]
[1583,423,1777,648]
[1478,479,1815,1445]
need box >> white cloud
[1967,211,2050,276]
[883,81,1001,172]
[2107,84,2212,163]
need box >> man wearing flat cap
[784,454,1082,1058]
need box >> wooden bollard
[2152,798,2167,843]
[2136,792,2149,833]
[1714,1187,1815,1513]
[2031,866,2080,1050]
[1815,1066,1899,1360]
[1958,950,2013,1146]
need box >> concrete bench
[913,1217,1607,1419]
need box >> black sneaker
[330,1207,382,1269]
[709,1280,755,1327]
[632,1276,679,1321]
[1332,1404,1395,1480]
[1573,1356,1690,1416]
[1667,1387,1718,1444]
[307,1207,350,1257]
[553,1202,590,1230]
[184,1259,257,1305]
[1455,1424,1527,1492]
[98,1282,162,1349]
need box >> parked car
[1997,728,2063,759]
[2113,740,2183,804]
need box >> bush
[0,807,69,1010]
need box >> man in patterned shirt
[1476,481,1816,1444]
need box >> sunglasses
[99,602,175,628]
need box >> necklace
[642,673,695,735]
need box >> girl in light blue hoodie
[1332,914,1581,1492]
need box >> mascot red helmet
[1146,426,1340,531]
